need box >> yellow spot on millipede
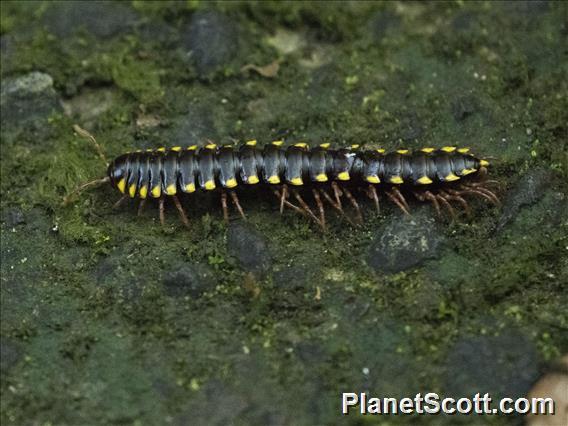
[480,160,490,167]
[187,145,197,151]
[205,143,217,150]
[421,147,435,153]
[151,186,161,197]
[157,147,166,152]
[185,183,195,193]
[366,176,380,184]
[204,180,216,190]
[390,176,404,184]
[417,176,433,185]
[268,175,281,184]
[246,140,257,146]
[171,146,182,152]
[139,186,148,199]
[319,143,330,149]
[294,142,307,148]
[290,177,303,186]
[441,146,456,153]
[247,175,259,184]
[315,173,328,182]
[445,173,460,182]
[129,184,136,198]
[337,171,350,181]
[225,178,238,188]
[350,144,360,149]
[460,168,476,176]
[376,148,386,154]
[165,184,176,195]
[457,147,470,153]
[396,149,409,154]
[117,178,126,193]
[271,140,283,146]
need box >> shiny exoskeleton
[107,142,489,199]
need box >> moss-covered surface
[1,1,567,425]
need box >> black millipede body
[66,130,499,230]
[107,141,490,199]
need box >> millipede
[65,126,500,230]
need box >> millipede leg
[280,184,288,214]
[459,185,500,206]
[172,195,190,228]
[391,186,410,212]
[312,189,326,231]
[221,191,229,222]
[442,190,471,217]
[113,195,128,209]
[319,189,355,226]
[386,190,410,216]
[436,194,457,221]
[341,186,364,225]
[273,189,305,216]
[468,185,501,206]
[331,182,343,209]
[137,199,147,217]
[418,190,441,217]
[229,191,246,220]
[292,190,322,227]
[159,197,165,226]
[367,184,380,213]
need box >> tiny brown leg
[273,189,306,216]
[113,195,128,209]
[137,199,147,217]
[159,197,165,226]
[436,194,457,221]
[331,182,343,208]
[443,190,471,216]
[421,190,441,217]
[367,185,380,214]
[221,191,229,222]
[229,191,246,220]
[391,186,411,212]
[292,189,322,227]
[459,184,500,206]
[312,189,326,231]
[279,184,288,214]
[319,189,355,226]
[172,195,190,228]
[341,186,364,224]
[386,190,411,216]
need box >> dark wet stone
[367,210,444,273]
[163,263,215,298]
[272,265,310,289]
[42,1,139,38]
[445,332,540,399]
[295,342,328,365]
[2,208,25,227]
[0,338,22,375]
[175,380,249,426]
[0,72,62,129]
[502,0,549,16]
[163,103,218,149]
[397,112,423,141]
[182,10,238,76]
[367,10,401,41]
[451,11,482,33]
[496,168,553,231]
[451,96,478,122]
[227,223,271,275]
